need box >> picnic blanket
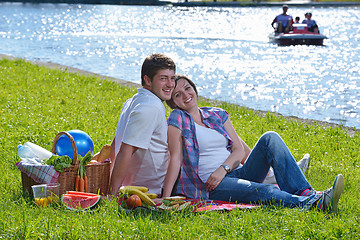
[16,161,59,184]
[187,199,260,212]
[119,198,260,213]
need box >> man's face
[144,69,176,101]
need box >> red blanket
[119,198,260,212]
[179,199,260,212]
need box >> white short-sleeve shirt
[114,88,169,195]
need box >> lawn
[0,57,359,239]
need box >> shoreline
[1,53,358,136]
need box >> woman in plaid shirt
[162,75,344,213]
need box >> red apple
[125,194,142,209]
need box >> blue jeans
[209,131,321,209]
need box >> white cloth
[195,123,231,183]
[114,88,169,195]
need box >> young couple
[109,53,344,213]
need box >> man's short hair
[141,53,176,86]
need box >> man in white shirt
[271,5,294,33]
[109,53,176,196]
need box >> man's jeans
[209,131,321,209]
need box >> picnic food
[120,185,149,193]
[145,192,158,199]
[89,160,98,164]
[158,196,191,211]
[125,194,142,209]
[62,191,100,210]
[125,188,156,207]
[118,186,156,208]
[75,151,92,192]
[92,144,111,162]
[44,155,72,173]
[34,196,59,207]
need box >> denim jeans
[209,131,321,209]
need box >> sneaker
[263,168,277,184]
[321,174,344,214]
[297,153,310,174]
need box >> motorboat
[269,24,327,46]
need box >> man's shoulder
[131,101,163,117]
[129,92,164,111]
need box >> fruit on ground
[62,192,100,210]
[125,194,142,209]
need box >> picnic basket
[21,131,111,196]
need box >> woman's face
[171,78,198,111]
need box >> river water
[1,3,359,128]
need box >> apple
[125,194,142,209]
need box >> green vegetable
[78,151,92,178]
[44,155,72,173]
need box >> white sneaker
[263,168,276,184]
[263,154,310,184]
[297,153,310,174]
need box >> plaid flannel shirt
[167,107,233,199]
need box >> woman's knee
[256,131,285,150]
[259,131,280,142]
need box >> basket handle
[51,131,79,167]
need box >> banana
[126,188,156,207]
[120,186,149,193]
[145,192,158,199]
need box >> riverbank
[1,54,359,239]
[1,53,358,136]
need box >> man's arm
[271,17,277,28]
[162,125,183,198]
[108,142,138,196]
[109,137,116,177]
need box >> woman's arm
[238,136,251,165]
[205,118,250,191]
[162,125,184,198]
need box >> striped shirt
[167,107,233,199]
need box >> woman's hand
[205,167,227,192]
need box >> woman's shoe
[297,153,310,174]
[321,174,344,214]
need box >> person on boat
[271,5,294,33]
[162,74,345,214]
[302,12,319,33]
[295,16,300,24]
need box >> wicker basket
[21,131,110,196]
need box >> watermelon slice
[62,193,101,211]
[66,191,100,197]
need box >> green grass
[1,58,360,239]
